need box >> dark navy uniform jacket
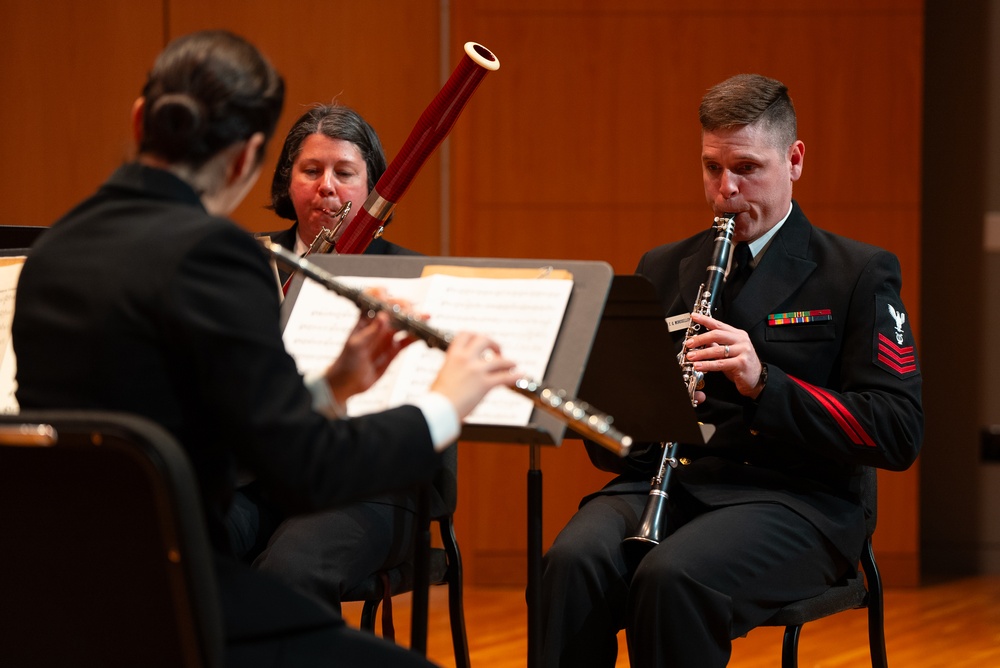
[585,201,922,563]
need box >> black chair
[0,410,223,668]
[761,466,887,668]
[341,445,471,668]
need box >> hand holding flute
[320,287,517,420]
[430,331,519,419]
[267,240,633,456]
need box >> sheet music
[0,259,26,414]
[282,273,574,426]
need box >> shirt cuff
[305,373,346,419]
[412,391,461,452]
[307,374,458,451]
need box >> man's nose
[720,170,739,198]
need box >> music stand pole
[527,441,543,668]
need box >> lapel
[726,202,817,329]
[268,224,298,251]
[678,232,715,312]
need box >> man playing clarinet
[540,73,923,668]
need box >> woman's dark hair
[270,104,387,221]
[139,30,285,169]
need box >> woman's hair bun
[137,30,285,168]
[145,93,206,159]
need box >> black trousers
[540,486,850,668]
[228,479,439,616]
[253,500,419,615]
[217,558,437,668]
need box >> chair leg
[440,516,471,668]
[411,487,432,655]
[781,625,801,668]
[861,541,888,668]
[359,574,396,640]
[360,599,379,633]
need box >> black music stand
[576,274,712,445]
[280,254,616,661]
[0,225,46,254]
[517,274,713,668]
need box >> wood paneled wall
[0,0,444,252]
[0,0,924,587]
[0,1,163,229]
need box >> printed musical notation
[0,258,26,415]
[282,272,574,427]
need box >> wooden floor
[342,575,1000,667]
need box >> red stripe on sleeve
[877,345,915,366]
[876,352,917,375]
[878,333,913,355]
[789,376,877,448]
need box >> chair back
[0,410,223,667]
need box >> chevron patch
[873,295,918,378]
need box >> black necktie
[723,242,752,313]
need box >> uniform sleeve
[748,250,922,471]
[165,224,442,512]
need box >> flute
[265,240,633,457]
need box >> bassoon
[279,42,499,291]
[336,42,500,255]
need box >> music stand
[0,225,46,254]
[576,274,712,444]
[513,274,713,667]
[280,253,617,660]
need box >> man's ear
[230,132,266,184]
[130,97,146,146]
[788,139,805,182]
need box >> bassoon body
[265,240,633,457]
[277,42,499,289]
[335,42,500,255]
[622,214,736,557]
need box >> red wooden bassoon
[334,42,499,254]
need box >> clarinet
[265,240,634,457]
[621,214,736,557]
